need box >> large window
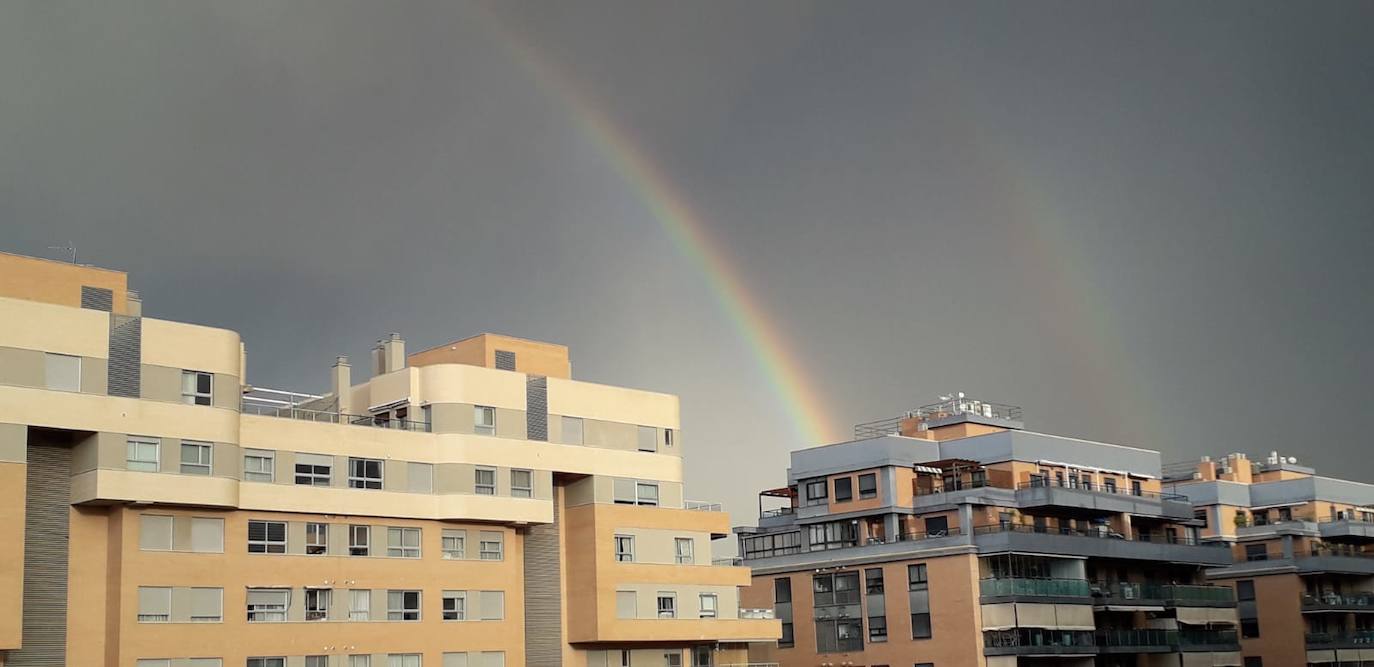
[246,589,289,622]
[181,370,213,405]
[637,425,658,452]
[127,436,160,472]
[474,406,496,435]
[295,453,332,486]
[243,449,274,482]
[247,659,285,667]
[804,479,828,504]
[137,586,171,622]
[247,520,286,554]
[740,531,801,559]
[348,457,383,489]
[387,590,422,621]
[813,572,860,606]
[479,591,504,620]
[814,618,863,653]
[615,535,635,562]
[834,477,853,502]
[1238,580,1260,638]
[388,657,421,667]
[808,520,858,550]
[180,441,212,475]
[388,527,421,558]
[775,578,794,648]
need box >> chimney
[331,356,351,414]
[382,333,406,373]
[371,340,385,376]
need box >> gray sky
[3,1,1372,531]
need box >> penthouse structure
[734,396,1241,667]
[0,251,778,667]
[1166,452,1374,667]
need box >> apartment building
[733,397,1241,667]
[1166,452,1374,667]
[0,251,779,667]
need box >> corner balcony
[973,524,1233,566]
[1016,479,1194,520]
[983,629,1097,656]
[1303,593,1374,612]
[980,577,1093,603]
[1093,582,1235,608]
[1320,518,1374,541]
[1306,631,1374,650]
[1297,546,1374,575]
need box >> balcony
[973,524,1233,566]
[1303,593,1374,612]
[242,402,431,432]
[980,577,1093,600]
[1093,582,1235,607]
[983,629,1096,656]
[1320,518,1374,541]
[1016,479,1194,519]
[1307,631,1374,649]
[1096,629,1239,653]
[1297,546,1374,575]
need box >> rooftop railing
[863,527,964,546]
[973,522,1224,548]
[242,402,431,432]
[759,507,795,519]
[684,500,723,512]
[1017,478,1190,502]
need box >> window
[656,593,677,618]
[179,441,212,475]
[1245,543,1269,561]
[474,406,496,435]
[137,661,171,667]
[1243,658,1262,667]
[616,590,638,619]
[805,479,828,502]
[475,468,496,495]
[388,527,421,558]
[834,477,853,502]
[479,590,504,620]
[246,589,289,622]
[306,658,328,667]
[511,469,533,498]
[636,482,659,506]
[560,416,584,445]
[1278,506,1293,522]
[1238,579,1260,638]
[479,531,504,560]
[815,618,863,653]
[868,615,888,642]
[1241,618,1260,638]
[908,564,928,589]
[775,578,794,648]
[387,590,422,621]
[348,457,383,489]
[247,521,287,554]
[305,588,331,621]
[740,531,801,559]
[924,515,949,537]
[127,436,160,472]
[443,591,467,620]
[247,660,285,667]
[675,537,695,565]
[865,568,885,594]
[137,586,171,622]
[664,429,674,448]
[388,655,421,667]
[808,520,858,550]
[665,653,682,667]
[638,425,658,452]
[140,515,173,550]
[351,658,372,667]
[45,353,81,391]
[349,589,371,621]
[350,525,370,556]
[1105,478,1118,493]
[442,529,466,559]
[909,564,931,639]
[295,453,332,486]
[615,535,635,562]
[305,522,328,555]
[1131,479,1143,496]
[407,462,433,493]
[243,449,274,482]
[191,518,224,553]
[858,473,878,499]
[181,370,213,405]
[699,593,717,618]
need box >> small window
[805,480,828,501]
[350,658,371,667]
[475,468,496,495]
[865,567,885,594]
[511,469,533,498]
[637,426,658,452]
[636,482,659,506]
[348,457,383,489]
[388,656,422,667]
[305,658,328,667]
[44,353,81,392]
[126,436,160,472]
[479,591,504,620]
[616,590,637,619]
[387,590,422,621]
[1236,580,1255,601]
[181,370,213,405]
[349,589,371,621]
[247,520,287,554]
[868,615,887,641]
[350,525,370,556]
[615,535,635,562]
[305,588,331,621]
[190,517,224,553]
[858,473,877,499]
[665,653,682,667]
[179,441,212,475]
[137,586,171,622]
[387,527,421,558]
[442,529,466,559]
[247,659,286,667]
[479,531,504,561]
[656,593,676,618]
[442,591,467,620]
[833,477,853,502]
[1131,479,1143,496]
[246,589,289,622]
[675,537,694,565]
[561,416,584,445]
[908,564,928,589]
[664,429,674,448]
[474,406,496,436]
[139,514,173,551]
[243,449,274,482]
[699,593,717,618]
[774,577,792,603]
[305,522,328,555]
[294,453,332,486]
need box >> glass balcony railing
[980,577,1092,598]
[1303,593,1374,608]
[1095,582,1234,604]
[1097,629,1238,649]
[1306,631,1374,647]
[984,628,1096,650]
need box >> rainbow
[477,8,843,446]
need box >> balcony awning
[916,458,982,472]
[1308,650,1336,664]
[1175,606,1238,626]
[758,486,796,498]
[1102,604,1166,612]
[980,603,1094,630]
[1182,653,1242,667]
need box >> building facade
[0,251,778,667]
[1166,453,1374,667]
[734,397,1242,667]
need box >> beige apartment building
[1165,453,1374,667]
[0,251,779,667]
[734,397,1242,667]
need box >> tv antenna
[47,243,76,263]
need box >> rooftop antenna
[47,243,76,263]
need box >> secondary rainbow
[478,9,841,445]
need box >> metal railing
[864,527,964,546]
[759,507,795,518]
[1094,582,1234,604]
[1096,629,1238,649]
[712,557,742,567]
[1303,593,1374,608]
[855,398,1023,439]
[915,479,1003,496]
[980,577,1092,598]
[242,402,431,432]
[737,609,776,619]
[1017,478,1190,502]
[984,628,1095,649]
[1302,545,1374,559]
[972,522,1224,547]
[1306,631,1374,647]
[685,500,723,512]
